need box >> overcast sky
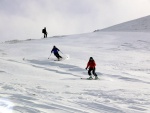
[0,0,150,42]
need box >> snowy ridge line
[95,15,150,32]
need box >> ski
[81,78,99,80]
[81,78,93,80]
[54,58,64,61]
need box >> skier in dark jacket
[86,57,98,79]
[51,46,62,60]
[42,27,47,38]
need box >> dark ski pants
[54,53,62,59]
[88,68,97,76]
[44,33,47,38]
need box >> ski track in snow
[0,32,150,113]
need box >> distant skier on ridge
[85,57,98,80]
[51,46,62,60]
[42,27,47,38]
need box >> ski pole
[48,53,52,59]
[60,51,68,58]
[60,51,63,54]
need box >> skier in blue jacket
[51,46,62,60]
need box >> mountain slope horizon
[94,15,150,32]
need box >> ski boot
[95,76,98,80]
[87,76,93,80]
[94,76,99,80]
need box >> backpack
[42,29,44,33]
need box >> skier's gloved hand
[85,68,87,70]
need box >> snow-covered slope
[95,15,150,32]
[0,31,150,113]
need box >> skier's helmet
[90,57,93,60]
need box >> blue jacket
[51,47,60,54]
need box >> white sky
[0,0,150,42]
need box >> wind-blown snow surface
[0,32,150,113]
